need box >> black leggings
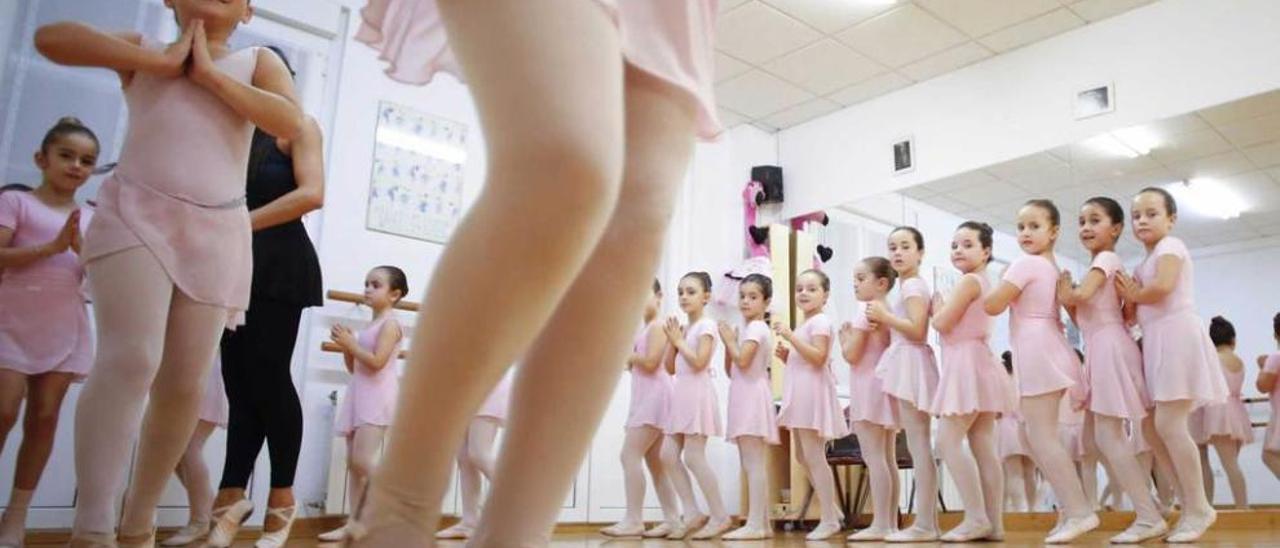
[219,299,304,489]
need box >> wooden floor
[24,510,1280,546]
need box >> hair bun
[1211,316,1226,324]
[56,116,84,127]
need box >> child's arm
[783,323,830,368]
[868,296,929,342]
[681,334,715,372]
[188,22,304,140]
[932,275,981,333]
[838,322,869,364]
[984,282,1021,316]
[343,351,355,374]
[249,118,325,231]
[663,341,677,375]
[633,325,667,374]
[350,320,403,372]
[0,210,78,268]
[34,22,191,82]
[1116,256,1180,305]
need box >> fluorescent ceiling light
[1165,178,1247,219]
[375,127,468,164]
[1082,126,1161,158]
[1083,134,1140,158]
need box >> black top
[246,129,323,307]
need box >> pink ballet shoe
[847,526,894,541]
[641,522,675,538]
[1110,519,1168,544]
[805,520,843,541]
[722,524,771,540]
[885,524,939,542]
[690,516,734,540]
[1165,508,1215,543]
[1045,513,1100,544]
[434,523,474,540]
[667,514,706,539]
[939,520,993,542]
[206,498,254,548]
[598,521,644,538]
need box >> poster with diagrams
[366,101,468,244]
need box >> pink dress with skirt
[355,0,722,140]
[1196,366,1254,444]
[0,191,93,379]
[82,41,258,328]
[1076,251,1149,420]
[1002,255,1084,399]
[335,317,403,436]
[1263,354,1280,452]
[625,322,672,430]
[847,307,899,429]
[665,317,722,437]
[1134,237,1227,408]
[725,320,780,444]
[777,313,849,440]
[874,277,940,410]
[929,274,1016,416]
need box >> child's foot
[1110,519,1168,544]
[885,524,939,542]
[691,516,734,540]
[723,524,771,540]
[433,523,474,540]
[805,519,842,541]
[668,514,706,539]
[160,520,210,546]
[939,519,993,542]
[847,526,894,542]
[1165,508,1216,543]
[642,522,674,538]
[1045,513,1100,544]
[598,521,644,538]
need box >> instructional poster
[366,101,468,244]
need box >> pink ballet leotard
[665,317,722,437]
[929,274,1015,416]
[335,316,403,435]
[625,322,672,430]
[726,319,780,444]
[1076,251,1149,419]
[1002,255,1083,398]
[82,40,259,328]
[846,306,898,429]
[356,0,722,139]
[777,312,848,440]
[874,277,940,410]
[0,191,93,379]
[199,354,228,427]
[1134,236,1227,407]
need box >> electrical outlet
[771,503,790,518]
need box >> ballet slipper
[804,520,842,541]
[598,521,644,538]
[847,526,894,542]
[722,524,771,540]
[1109,519,1168,544]
[1045,513,1100,544]
[690,516,733,540]
[1165,508,1215,543]
[939,520,993,542]
[641,522,674,538]
[885,524,939,542]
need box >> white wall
[1192,238,1280,505]
[777,0,1280,217]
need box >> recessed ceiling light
[1165,178,1247,220]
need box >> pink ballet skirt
[0,192,94,379]
[929,274,1015,416]
[1135,237,1227,408]
[847,308,898,429]
[83,41,258,329]
[199,354,228,428]
[1197,367,1254,444]
[1002,255,1085,400]
[726,320,780,444]
[666,317,722,437]
[998,413,1031,459]
[777,313,848,440]
[1264,354,1280,452]
[626,323,672,430]
[477,368,514,424]
[875,277,939,410]
[356,0,722,140]
[1189,406,1208,445]
[1077,252,1149,420]
[335,317,403,435]
[1057,403,1096,461]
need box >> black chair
[824,431,946,529]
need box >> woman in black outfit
[206,47,325,548]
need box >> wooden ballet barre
[320,341,409,360]
[1243,396,1271,404]
[326,289,421,312]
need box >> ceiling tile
[1224,171,1280,213]
[900,185,936,200]
[1198,89,1280,126]
[916,0,1059,38]
[923,169,1001,195]
[717,107,750,129]
[1148,129,1234,165]
[715,69,815,118]
[978,8,1085,52]
[952,180,1029,208]
[985,152,1070,180]
[1167,151,1257,180]
[1243,140,1280,169]
[760,0,898,34]
[761,97,843,128]
[899,43,993,82]
[764,39,886,95]
[714,52,752,83]
[825,72,913,106]
[1197,225,1261,247]
[1140,113,1212,137]
[921,194,971,214]
[1067,0,1157,23]
[835,4,968,68]
[1213,112,1280,149]
[716,1,823,64]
